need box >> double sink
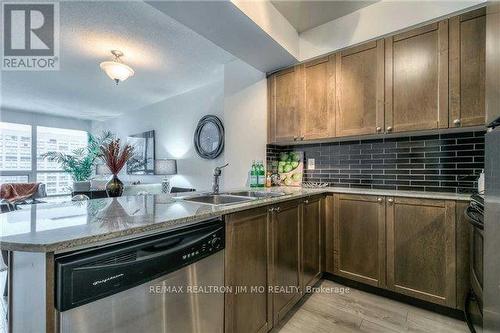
[180,191,287,206]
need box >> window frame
[0,121,88,197]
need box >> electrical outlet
[307,158,315,170]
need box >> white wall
[92,76,225,192]
[231,0,300,59]
[223,59,267,189]
[0,108,92,132]
[299,0,486,60]
[92,61,268,192]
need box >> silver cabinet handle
[453,119,461,127]
[388,198,394,203]
[376,126,382,133]
[275,207,281,212]
[386,126,393,132]
[268,207,275,213]
[377,197,383,202]
[304,199,309,204]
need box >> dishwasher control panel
[182,232,223,261]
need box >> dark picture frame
[127,130,155,175]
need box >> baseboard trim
[323,273,465,321]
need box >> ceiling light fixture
[99,50,134,85]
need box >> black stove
[465,193,484,333]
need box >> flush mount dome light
[99,50,134,85]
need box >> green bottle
[250,161,257,188]
[257,161,265,188]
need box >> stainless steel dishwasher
[55,218,224,333]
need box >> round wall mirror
[194,115,224,159]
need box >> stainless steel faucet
[212,163,228,194]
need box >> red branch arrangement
[99,139,134,175]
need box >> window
[37,126,88,171]
[0,122,32,171]
[0,122,89,196]
[36,172,72,196]
[36,126,88,195]
[0,175,29,184]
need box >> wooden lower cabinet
[271,200,302,325]
[301,196,323,290]
[333,194,386,287]
[225,194,465,333]
[225,197,326,332]
[386,197,457,307]
[225,207,272,333]
[329,194,463,309]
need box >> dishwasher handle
[140,237,183,252]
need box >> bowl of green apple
[277,151,303,186]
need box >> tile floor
[276,280,469,333]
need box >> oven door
[465,205,484,332]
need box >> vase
[106,174,124,197]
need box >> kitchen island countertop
[0,187,471,253]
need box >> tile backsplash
[267,131,485,193]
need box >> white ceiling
[271,0,379,33]
[0,1,234,121]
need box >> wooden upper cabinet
[336,40,384,137]
[386,197,456,307]
[385,21,449,132]
[301,56,335,140]
[449,8,486,128]
[334,194,386,288]
[225,207,272,333]
[272,200,301,325]
[301,196,323,290]
[268,9,485,140]
[268,66,302,143]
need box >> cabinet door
[301,196,322,290]
[225,207,272,333]
[386,197,456,307]
[272,200,301,325]
[336,40,384,137]
[334,194,386,287]
[449,8,486,128]
[268,67,302,143]
[302,56,335,140]
[385,21,449,132]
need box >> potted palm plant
[99,138,134,197]
[42,131,113,192]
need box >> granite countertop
[0,187,471,253]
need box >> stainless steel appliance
[484,2,500,333]
[465,193,484,333]
[55,218,225,333]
